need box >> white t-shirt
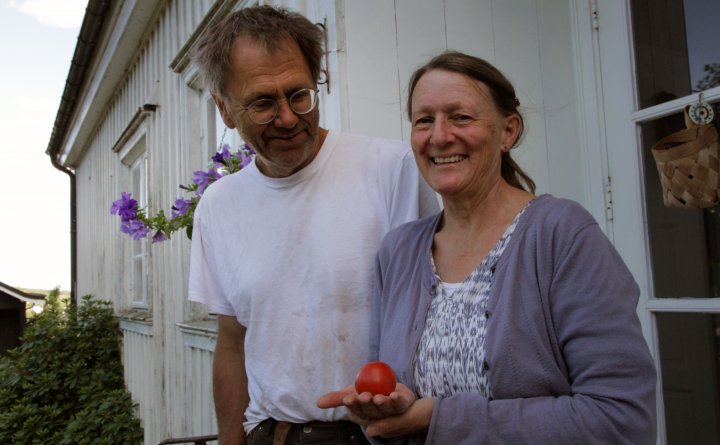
[188,130,438,432]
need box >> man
[189,5,438,445]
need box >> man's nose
[272,98,300,128]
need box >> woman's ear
[212,93,237,129]
[501,113,522,151]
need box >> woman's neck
[432,182,533,282]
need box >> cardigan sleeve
[424,202,657,444]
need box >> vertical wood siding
[182,333,217,435]
[122,327,157,440]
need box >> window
[204,91,243,158]
[129,153,149,308]
[632,0,720,109]
[215,105,244,153]
[118,130,150,309]
[192,87,244,168]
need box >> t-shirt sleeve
[388,149,440,227]
[188,199,235,316]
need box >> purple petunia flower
[120,219,149,240]
[236,144,256,168]
[152,230,168,243]
[211,144,232,166]
[171,198,193,218]
[192,169,221,196]
[110,192,138,221]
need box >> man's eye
[250,99,275,112]
[291,90,311,103]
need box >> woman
[318,51,657,444]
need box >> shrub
[0,291,143,444]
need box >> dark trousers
[247,418,371,445]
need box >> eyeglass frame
[232,88,320,125]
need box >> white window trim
[129,154,149,309]
[117,121,151,310]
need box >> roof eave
[46,0,165,169]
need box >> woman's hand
[365,397,434,438]
[317,385,434,438]
[316,383,416,423]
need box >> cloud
[9,0,86,29]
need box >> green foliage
[0,291,143,444]
[696,62,720,91]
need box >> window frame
[118,124,151,310]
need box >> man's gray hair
[193,5,324,100]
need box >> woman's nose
[430,118,453,147]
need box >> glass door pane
[639,111,719,299]
[631,0,720,109]
[656,312,720,444]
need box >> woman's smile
[432,155,468,165]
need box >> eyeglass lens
[248,89,317,124]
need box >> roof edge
[45,0,112,162]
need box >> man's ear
[212,93,237,129]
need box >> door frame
[595,1,720,444]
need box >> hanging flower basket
[110,143,255,242]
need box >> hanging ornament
[687,94,715,125]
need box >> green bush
[0,291,143,444]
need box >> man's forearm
[214,318,250,445]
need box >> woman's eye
[413,117,432,127]
[453,114,473,123]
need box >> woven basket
[651,110,720,209]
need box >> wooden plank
[395,0,448,139]
[343,0,403,139]
[445,0,495,61]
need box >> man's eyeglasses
[238,88,319,125]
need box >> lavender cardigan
[370,194,656,444]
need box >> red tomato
[354,361,397,396]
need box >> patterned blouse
[413,201,532,399]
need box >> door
[599,1,720,443]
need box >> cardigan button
[484,310,491,319]
[483,360,490,371]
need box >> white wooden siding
[120,323,159,441]
[180,324,218,435]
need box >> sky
[0,0,86,291]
